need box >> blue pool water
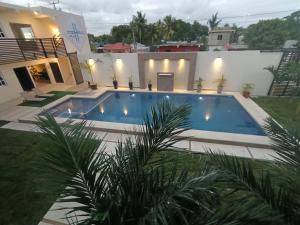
[44,91,265,136]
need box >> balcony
[0,38,67,65]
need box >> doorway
[28,64,51,88]
[49,62,64,83]
[14,67,34,91]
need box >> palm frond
[207,152,298,224]
[36,114,109,220]
[264,117,300,167]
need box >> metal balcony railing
[0,38,67,65]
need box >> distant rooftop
[103,43,131,51]
[209,27,235,33]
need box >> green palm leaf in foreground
[206,118,300,225]
[37,101,219,225]
[36,102,300,225]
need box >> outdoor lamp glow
[116,59,123,69]
[88,58,95,66]
[213,57,223,70]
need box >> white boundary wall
[195,51,282,96]
[79,51,282,96]
[78,53,139,87]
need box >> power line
[84,8,298,25]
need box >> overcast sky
[3,0,300,35]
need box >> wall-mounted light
[213,57,223,71]
[88,58,95,66]
[205,112,210,121]
[52,27,60,36]
[99,105,104,114]
[178,58,185,70]
[149,59,154,69]
[33,11,39,15]
[116,58,123,69]
[163,59,169,70]
[123,108,128,116]
[214,57,223,65]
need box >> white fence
[78,51,282,96]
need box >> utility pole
[49,0,59,10]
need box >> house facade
[208,28,235,51]
[0,2,91,104]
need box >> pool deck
[0,87,280,225]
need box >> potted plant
[195,77,204,93]
[128,75,133,90]
[148,80,152,91]
[80,59,101,90]
[112,73,118,89]
[242,83,254,98]
[216,74,226,94]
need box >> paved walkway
[1,121,278,161]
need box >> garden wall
[78,50,282,96]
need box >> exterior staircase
[276,50,300,75]
[268,49,300,96]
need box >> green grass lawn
[253,96,300,128]
[0,128,269,225]
[18,91,77,107]
[0,128,63,225]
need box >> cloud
[3,0,300,35]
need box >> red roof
[103,42,131,50]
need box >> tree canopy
[88,10,300,50]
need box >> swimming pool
[44,91,266,136]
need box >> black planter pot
[148,84,152,91]
[129,82,133,90]
[113,80,118,89]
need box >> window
[20,27,35,39]
[0,26,5,38]
[217,34,223,40]
[10,23,35,39]
[0,73,7,87]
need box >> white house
[0,2,91,104]
[208,27,235,51]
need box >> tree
[111,25,132,43]
[231,24,245,43]
[97,34,113,44]
[208,12,222,30]
[190,21,208,41]
[163,15,176,41]
[172,19,191,41]
[130,11,147,43]
[145,23,160,45]
[244,19,289,50]
[285,11,300,40]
